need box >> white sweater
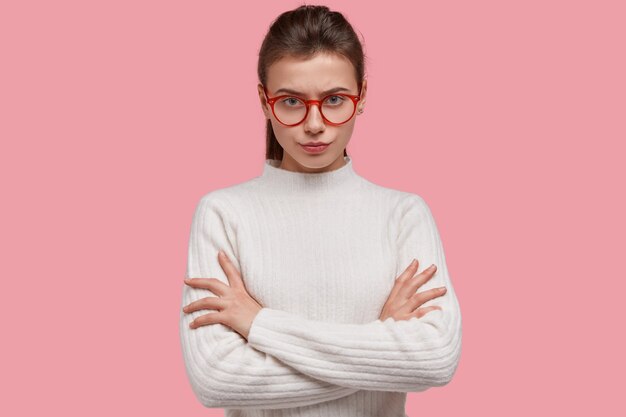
[179,155,462,417]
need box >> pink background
[2,0,624,415]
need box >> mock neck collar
[259,156,359,194]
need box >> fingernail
[184,278,191,283]
[429,264,436,270]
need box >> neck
[259,155,360,194]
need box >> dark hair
[257,4,367,161]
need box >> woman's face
[258,52,367,173]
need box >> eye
[281,97,303,107]
[325,95,345,105]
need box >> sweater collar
[260,156,359,193]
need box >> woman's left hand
[182,250,263,340]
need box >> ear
[257,83,271,119]
[357,79,367,114]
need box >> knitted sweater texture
[179,156,462,417]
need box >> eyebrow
[274,86,352,96]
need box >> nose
[303,103,325,133]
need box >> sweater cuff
[247,307,275,346]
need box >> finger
[183,296,226,314]
[218,250,244,289]
[403,286,447,312]
[400,264,438,298]
[184,277,229,296]
[388,259,420,301]
[411,306,443,319]
[189,311,223,329]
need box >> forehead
[266,53,357,95]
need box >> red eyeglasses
[262,83,362,127]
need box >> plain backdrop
[1,0,624,415]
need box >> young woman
[180,5,462,417]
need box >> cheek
[270,124,294,146]
[336,121,356,141]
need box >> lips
[301,142,330,146]
[300,142,331,154]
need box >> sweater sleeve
[246,194,462,392]
[179,194,360,410]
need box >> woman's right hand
[378,259,447,321]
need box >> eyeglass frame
[262,82,363,127]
